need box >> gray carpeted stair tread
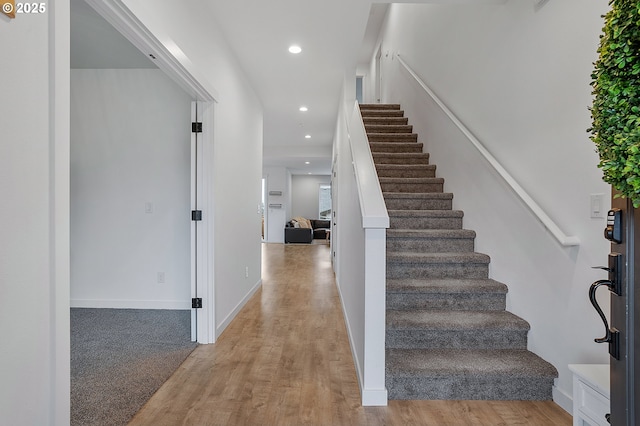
[387,348,557,378]
[364,117,408,125]
[386,279,508,311]
[367,132,418,138]
[380,177,444,184]
[360,103,401,110]
[387,251,490,265]
[387,253,490,279]
[373,153,430,165]
[376,165,436,178]
[365,124,413,133]
[384,192,453,210]
[387,229,475,239]
[386,349,557,400]
[386,310,530,350]
[380,178,445,193]
[387,229,476,253]
[360,109,406,117]
[388,209,464,230]
[388,209,463,218]
[368,133,419,143]
[385,310,529,350]
[386,278,508,294]
[377,164,436,171]
[384,192,452,200]
[370,142,423,153]
[387,310,530,331]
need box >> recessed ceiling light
[308,172,312,175]
[305,135,311,139]
[299,106,308,112]
[289,45,302,54]
[305,161,310,165]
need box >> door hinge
[191,210,202,221]
[192,122,202,133]
[192,298,202,309]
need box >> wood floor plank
[129,243,572,426]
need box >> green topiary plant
[590,0,640,206]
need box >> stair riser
[365,125,413,133]
[387,237,474,253]
[389,216,462,230]
[373,155,429,165]
[364,118,408,125]
[376,168,436,178]
[384,198,452,210]
[360,104,401,110]
[381,182,443,193]
[361,110,405,118]
[386,330,528,350]
[386,376,555,400]
[368,134,418,143]
[386,293,506,311]
[370,144,423,154]
[387,262,488,280]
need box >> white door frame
[375,46,382,103]
[85,0,218,344]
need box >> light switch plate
[591,194,605,218]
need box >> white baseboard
[215,279,262,338]
[553,384,573,414]
[70,299,190,310]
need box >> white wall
[333,88,367,399]
[291,174,331,219]
[0,3,70,425]
[372,0,611,411]
[109,0,264,337]
[70,69,192,309]
[263,166,291,243]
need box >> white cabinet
[569,364,610,426]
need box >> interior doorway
[73,0,217,344]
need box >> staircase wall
[332,84,388,406]
[367,0,611,412]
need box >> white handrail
[396,54,580,247]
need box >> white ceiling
[204,1,389,175]
[70,0,389,175]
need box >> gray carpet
[71,308,197,426]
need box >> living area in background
[285,217,331,244]
[261,172,332,244]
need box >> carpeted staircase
[360,103,558,400]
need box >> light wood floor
[129,243,571,425]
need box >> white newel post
[362,227,388,405]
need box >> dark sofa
[311,219,330,239]
[284,219,331,243]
